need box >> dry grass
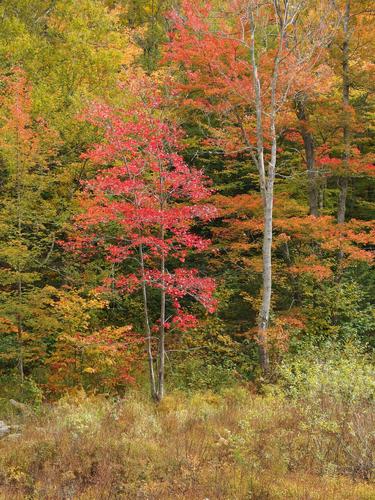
[0,387,373,499]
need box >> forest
[0,0,374,498]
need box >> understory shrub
[167,357,239,393]
[278,344,375,479]
[0,375,43,420]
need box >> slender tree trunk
[16,141,24,383]
[16,279,24,383]
[139,243,157,400]
[249,1,289,374]
[157,240,166,402]
[249,9,269,373]
[294,93,320,216]
[305,132,320,217]
[320,177,326,212]
[337,0,350,224]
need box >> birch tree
[167,0,335,372]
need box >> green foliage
[278,343,375,402]
[0,375,43,420]
[168,357,238,393]
[295,279,375,348]
[0,1,140,385]
[275,345,375,479]
[120,0,175,72]
[165,314,250,392]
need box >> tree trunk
[258,192,272,373]
[337,0,351,224]
[337,177,348,224]
[294,93,320,216]
[248,1,284,374]
[305,133,320,217]
[157,228,166,402]
[16,140,24,383]
[139,244,157,400]
[17,280,24,384]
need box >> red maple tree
[66,85,217,401]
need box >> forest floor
[0,387,374,499]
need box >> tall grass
[0,386,373,499]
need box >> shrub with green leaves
[277,345,375,479]
[0,375,43,420]
[294,280,375,348]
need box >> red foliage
[66,91,217,333]
[212,193,374,278]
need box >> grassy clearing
[0,386,373,499]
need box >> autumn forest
[0,1,374,498]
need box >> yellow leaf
[83,367,96,374]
